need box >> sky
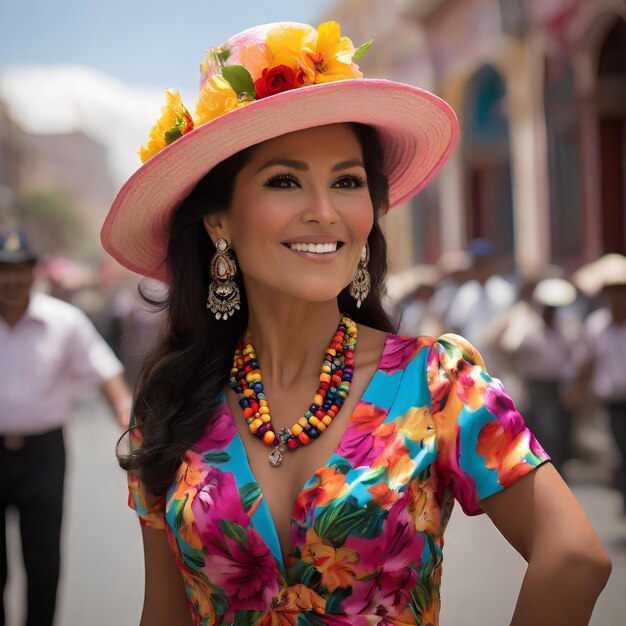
[0,0,338,92]
[0,0,339,184]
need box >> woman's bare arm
[139,525,193,626]
[480,462,612,626]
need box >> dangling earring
[350,241,371,308]
[207,238,241,320]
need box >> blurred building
[0,99,116,258]
[0,100,23,224]
[328,0,626,274]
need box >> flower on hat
[138,21,373,162]
[194,74,250,126]
[139,90,194,163]
[300,21,363,85]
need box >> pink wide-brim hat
[101,23,459,281]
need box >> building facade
[326,0,626,275]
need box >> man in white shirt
[0,227,132,626]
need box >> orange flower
[407,477,441,535]
[299,21,363,85]
[297,466,349,509]
[139,90,193,163]
[259,584,326,625]
[476,422,536,488]
[301,528,358,591]
[367,483,399,509]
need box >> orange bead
[243,407,255,418]
[263,431,276,446]
[319,373,331,384]
[313,394,324,406]
[298,432,311,445]
[316,422,326,432]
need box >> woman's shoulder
[369,328,488,385]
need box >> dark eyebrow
[255,158,365,174]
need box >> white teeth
[289,242,338,253]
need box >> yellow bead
[243,389,255,397]
[316,422,326,432]
[309,416,320,427]
[292,424,303,436]
[298,417,308,428]
[322,415,333,426]
[261,414,271,422]
[259,406,270,415]
[252,418,263,429]
[263,431,275,446]
[321,365,332,374]
[247,373,261,383]
[313,394,324,406]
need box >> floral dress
[128,333,549,625]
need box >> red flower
[255,65,302,99]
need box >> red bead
[287,438,298,450]
[315,410,325,418]
[298,432,311,445]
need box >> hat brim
[101,79,458,281]
[0,251,38,264]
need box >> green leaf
[219,520,248,547]
[222,64,256,100]
[352,35,374,62]
[203,451,231,464]
[289,559,321,588]
[297,613,328,626]
[163,126,183,146]
[325,586,351,613]
[239,482,262,514]
[233,609,260,626]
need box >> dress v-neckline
[219,331,392,577]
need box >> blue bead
[309,404,319,412]
[239,399,249,408]
[253,382,264,393]
[308,427,320,438]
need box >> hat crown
[199,22,314,90]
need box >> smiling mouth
[282,242,345,254]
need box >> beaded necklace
[228,313,358,466]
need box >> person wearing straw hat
[103,21,611,625]
[577,254,626,514]
[0,227,132,626]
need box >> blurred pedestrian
[507,278,579,472]
[578,255,626,513]
[0,227,132,626]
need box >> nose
[303,186,339,225]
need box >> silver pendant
[268,428,291,467]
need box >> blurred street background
[2,0,626,624]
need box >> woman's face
[209,124,374,304]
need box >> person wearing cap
[103,22,610,625]
[0,227,132,626]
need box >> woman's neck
[245,293,347,389]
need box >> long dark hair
[118,123,397,496]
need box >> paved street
[5,394,626,625]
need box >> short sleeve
[427,333,550,516]
[126,408,166,530]
[65,308,124,384]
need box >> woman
[101,21,611,626]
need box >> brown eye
[333,175,367,189]
[265,174,301,189]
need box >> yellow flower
[138,90,193,163]
[397,405,436,448]
[265,23,317,74]
[194,74,245,126]
[299,21,363,85]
